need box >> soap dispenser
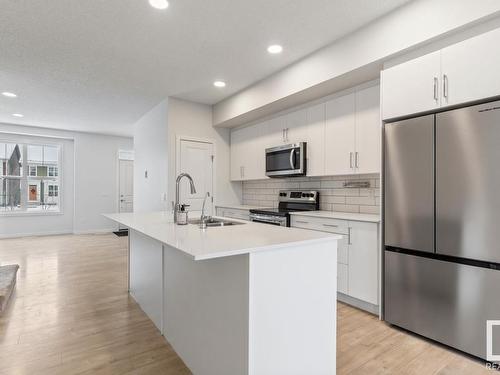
[176,204,189,225]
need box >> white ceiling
[0,0,411,136]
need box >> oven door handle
[249,213,287,225]
[290,149,296,170]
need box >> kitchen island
[104,211,340,375]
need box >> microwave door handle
[290,149,296,169]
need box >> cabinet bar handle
[443,74,449,99]
[349,152,354,169]
[323,224,338,228]
[355,152,359,168]
[295,220,309,224]
[433,77,438,100]
[348,227,352,245]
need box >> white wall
[0,123,133,238]
[73,133,134,233]
[213,0,500,127]
[133,99,169,212]
[167,97,241,208]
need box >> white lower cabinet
[291,215,379,308]
[347,221,379,305]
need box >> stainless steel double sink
[188,217,245,228]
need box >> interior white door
[119,159,134,213]
[179,139,214,214]
[441,27,500,108]
[355,85,381,175]
[381,50,441,120]
[325,93,356,176]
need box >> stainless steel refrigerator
[384,99,500,360]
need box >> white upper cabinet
[325,86,380,176]
[382,27,500,120]
[355,85,381,175]
[381,50,441,120]
[325,93,356,176]
[230,82,381,181]
[265,116,287,148]
[285,108,308,144]
[306,103,326,176]
[230,124,266,181]
[441,27,500,107]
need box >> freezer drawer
[436,100,500,263]
[384,115,435,252]
[385,251,500,360]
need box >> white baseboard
[0,228,116,239]
[0,230,73,239]
[72,228,115,235]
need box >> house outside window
[1,141,62,214]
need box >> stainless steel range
[249,190,319,227]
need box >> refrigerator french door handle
[443,74,449,99]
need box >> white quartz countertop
[104,212,340,261]
[290,210,381,223]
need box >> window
[1,141,61,214]
[48,166,58,177]
[48,184,58,197]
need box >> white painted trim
[0,130,75,141]
[118,149,135,161]
[0,230,73,239]
[72,228,114,235]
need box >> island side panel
[163,244,250,375]
[248,240,337,375]
[129,229,163,331]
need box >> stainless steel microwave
[265,142,307,177]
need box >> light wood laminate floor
[0,234,492,375]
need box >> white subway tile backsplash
[346,196,376,206]
[360,205,380,214]
[242,174,380,214]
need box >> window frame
[0,139,63,216]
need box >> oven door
[249,213,288,227]
[265,143,306,177]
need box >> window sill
[0,210,64,217]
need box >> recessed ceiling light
[267,45,283,54]
[2,92,17,98]
[12,113,24,118]
[149,0,169,10]
[213,81,226,88]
